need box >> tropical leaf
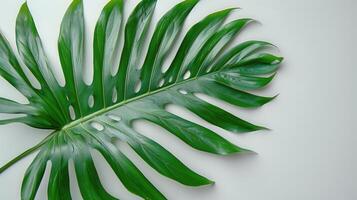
[0,0,283,199]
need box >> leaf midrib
[61,68,222,131]
[2,68,214,173]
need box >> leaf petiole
[0,131,56,174]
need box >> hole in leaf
[168,76,173,83]
[91,122,104,131]
[88,95,94,108]
[69,105,76,120]
[134,80,141,93]
[107,114,121,122]
[183,70,191,80]
[178,89,188,95]
[158,79,165,87]
[112,88,118,103]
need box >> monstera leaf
[0,0,282,199]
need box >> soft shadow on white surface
[0,0,357,199]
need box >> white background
[0,0,356,199]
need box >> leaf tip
[225,7,241,12]
[277,56,284,63]
[240,18,261,27]
[21,1,29,8]
[200,178,215,186]
[208,180,216,185]
[184,0,200,6]
[272,93,280,100]
[18,1,30,15]
[238,147,257,155]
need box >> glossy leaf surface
[0,0,282,199]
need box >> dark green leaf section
[0,29,56,128]
[0,32,35,97]
[0,0,283,199]
[21,128,165,200]
[16,3,71,125]
[58,0,89,118]
[165,90,266,133]
[139,0,199,95]
[193,79,276,108]
[211,40,274,71]
[93,0,123,109]
[71,134,117,200]
[213,72,276,90]
[162,8,236,87]
[116,0,157,102]
[0,98,41,127]
[125,101,246,155]
[21,147,48,200]
[98,117,213,186]
[0,97,34,114]
[188,18,254,78]
[233,53,283,75]
[47,134,72,200]
[77,126,167,200]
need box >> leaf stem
[0,131,55,174]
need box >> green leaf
[70,134,117,200]
[0,32,35,96]
[0,30,58,128]
[16,3,70,125]
[140,0,199,94]
[21,146,49,200]
[93,0,123,109]
[99,118,214,186]
[58,0,89,118]
[164,90,266,133]
[188,18,254,77]
[193,78,276,108]
[0,97,49,128]
[126,102,243,155]
[116,0,157,102]
[163,8,236,87]
[0,97,34,113]
[0,0,283,199]
[233,53,283,75]
[213,72,276,90]
[79,126,166,200]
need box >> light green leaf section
[0,0,283,199]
